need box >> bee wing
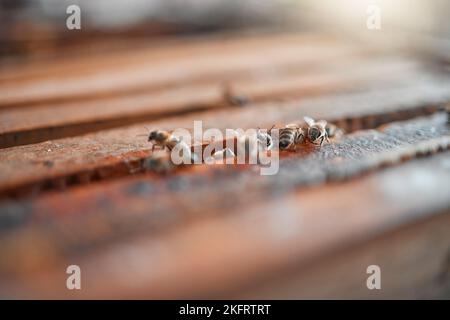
[303,116,315,126]
[169,135,181,143]
[256,130,273,150]
[316,119,327,128]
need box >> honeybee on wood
[147,129,196,164]
[304,116,329,147]
[231,127,273,157]
[325,122,344,140]
[148,130,180,152]
[257,127,274,151]
[277,124,306,150]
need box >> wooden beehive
[0,31,449,299]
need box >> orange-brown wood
[1,152,449,298]
[0,56,424,148]
[0,34,366,108]
[0,83,448,198]
[0,31,449,299]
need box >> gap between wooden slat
[0,113,448,258]
[0,56,422,148]
[0,35,365,108]
[0,82,449,198]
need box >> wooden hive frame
[0,31,449,299]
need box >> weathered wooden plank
[1,150,449,298]
[0,114,448,282]
[0,57,422,148]
[0,82,449,198]
[0,85,225,148]
[237,210,450,299]
[0,34,364,108]
[1,31,448,300]
[0,33,341,85]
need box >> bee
[148,129,196,164]
[304,116,329,147]
[205,148,236,164]
[230,127,273,156]
[148,130,180,152]
[325,122,344,140]
[277,124,305,150]
[257,126,274,151]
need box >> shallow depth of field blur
[0,0,450,300]
[1,0,449,61]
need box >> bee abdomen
[279,128,296,149]
[166,136,182,151]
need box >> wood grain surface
[0,31,449,299]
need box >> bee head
[256,129,273,150]
[148,130,167,142]
[279,140,290,149]
[308,127,321,141]
[148,130,158,142]
[308,126,327,145]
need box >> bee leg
[151,144,164,152]
[319,138,323,147]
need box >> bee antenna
[137,126,154,139]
